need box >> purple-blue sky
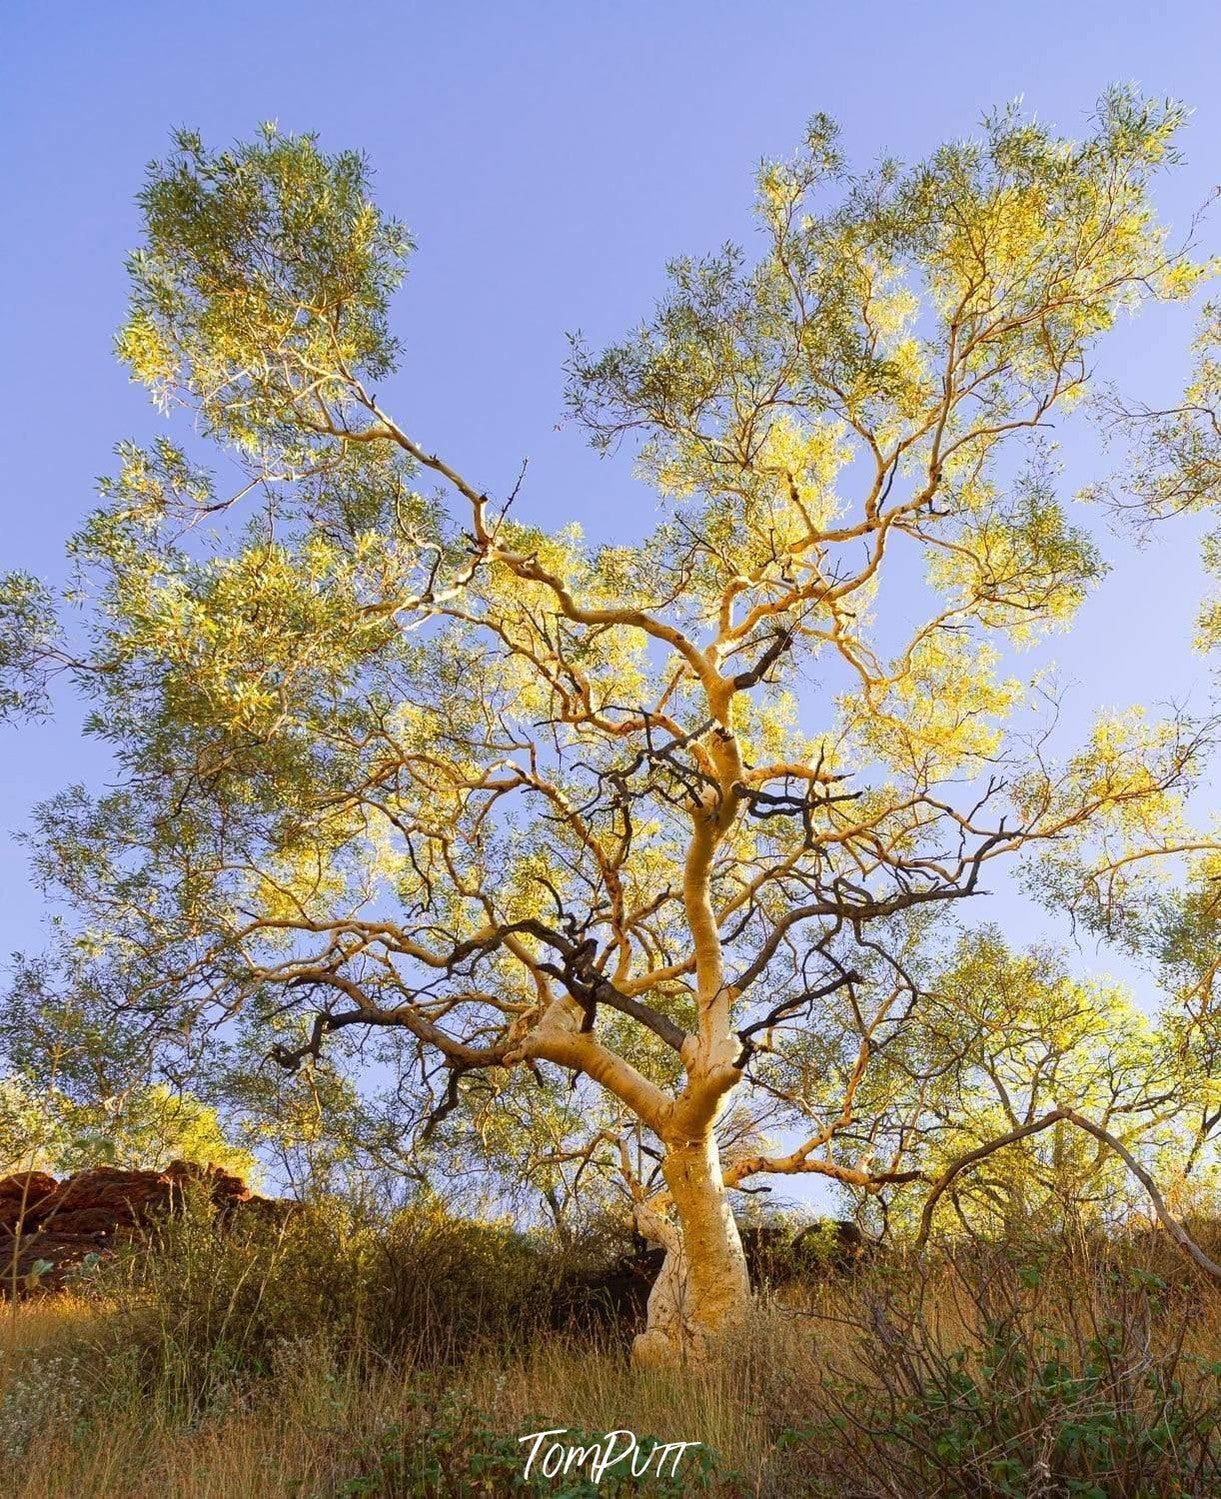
[1,1,1218,996]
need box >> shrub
[81,1189,574,1414]
[803,1246,1221,1497]
[372,1200,555,1358]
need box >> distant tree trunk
[632,1134,751,1368]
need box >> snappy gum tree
[5,93,1217,1363]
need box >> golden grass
[2,1244,1220,1496]
[0,1285,841,1496]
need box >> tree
[1082,293,1221,1197]
[0,956,255,1178]
[2,95,1217,1364]
[0,1075,255,1179]
[845,930,1195,1240]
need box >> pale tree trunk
[627,700,755,1368]
[632,1134,751,1368]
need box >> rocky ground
[0,1163,286,1289]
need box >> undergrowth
[2,1202,1220,1496]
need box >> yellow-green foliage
[0,1080,254,1180]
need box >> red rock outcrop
[0,1161,281,1292]
[0,1171,59,1232]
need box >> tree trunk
[632,1135,751,1368]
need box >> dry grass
[2,1225,1221,1496]
[5,1302,752,1497]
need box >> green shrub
[803,1249,1221,1497]
[85,1189,574,1414]
[372,1201,554,1358]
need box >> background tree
[0,1076,256,1179]
[843,930,1195,1240]
[0,958,253,1177]
[1,95,1217,1364]
[1079,294,1221,1197]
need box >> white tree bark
[631,1134,751,1368]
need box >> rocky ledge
[0,1162,286,1291]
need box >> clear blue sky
[1,1,1218,996]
